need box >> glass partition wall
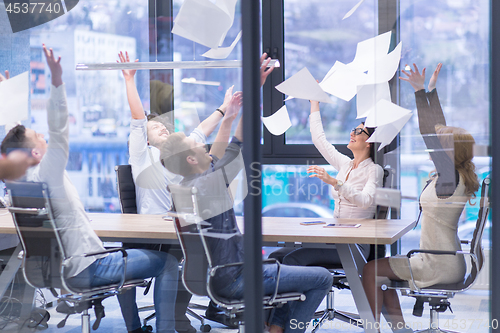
[1,0,495,332]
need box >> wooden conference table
[0,209,415,333]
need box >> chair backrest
[168,184,210,297]
[5,181,63,289]
[467,177,490,283]
[368,168,397,261]
[115,165,138,214]
[375,167,397,219]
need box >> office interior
[0,0,498,332]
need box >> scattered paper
[202,31,242,59]
[320,61,343,84]
[319,62,367,101]
[366,99,412,150]
[0,71,29,126]
[364,99,411,128]
[343,0,366,20]
[172,0,238,49]
[356,82,391,119]
[364,42,403,84]
[367,112,412,150]
[349,31,392,72]
[261,105,292,136]
[275,67,333,104]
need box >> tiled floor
[0,283,491,333]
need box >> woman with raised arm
[362,63,479,332]
[270,100,384,266]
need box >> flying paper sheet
[0,71,29,126]
[319,62,367,101]
[275,67,333,103]
[349,31,392,72]
[343,0,366,20]
[364,42,403,84]
[356,82,391,119]
[172,0,238,49]
[367,112,412,150]
[202,31,242,59]
[364,99,411,127]
[319,61,343,84]
[261,105,292,136]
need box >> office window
[283,0,378,145]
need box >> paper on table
[367,112,412,150]
[343,0,366,20]
[261,105,292,136]
[275,67,333,103]
[172,0,238,49]
[202,31,242,59]
[364,42,403,84]
[364,99,411,127]
[349,31,392,72]
[0,71,29,126]
[356,82,391,119]
[319,62,367,101]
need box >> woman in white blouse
[270,100,383,266]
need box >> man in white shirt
[1,45,179,333]
[118,51,242,333]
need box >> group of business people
[0,42,478,333]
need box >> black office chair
[311,167,395,332]
[381,177,490,333]
[115,165,138,214]
[115,165,210,331]
[167,184,306,333]
[5,181,146,333]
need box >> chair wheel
[200,324,211,332]
[142,325,153,332]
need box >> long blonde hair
[430,125,479,199]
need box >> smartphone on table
[323,223,361,228]
[300,221,326,226]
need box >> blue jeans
[216,263,332,333]
[67,249,178,333]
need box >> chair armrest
[210,258,283,306]
[403,249,477,293]
[84,247,127,258]
[406,249,462,258]
[62,248,129,294]
[8,207,47,216]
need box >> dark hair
[1,125,33,155]
[147,112,175,134]
[159,132,193,176]
[361,122,376,161]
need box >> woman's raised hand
[400,63,426,92]
[428,63,442,92]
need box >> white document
[364,42,403,84]
[367,109,412,150]
[319,61,343,85]
[349,31,392,72]
[202,31,242,59]
[364,99,411,127]
[172,0,238,49]
[261,105,292,136]
[275,67,333,104]
[356,82,391,119]
[0,71,29,126]
[319,62,367,101]
[343,0,366,20]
